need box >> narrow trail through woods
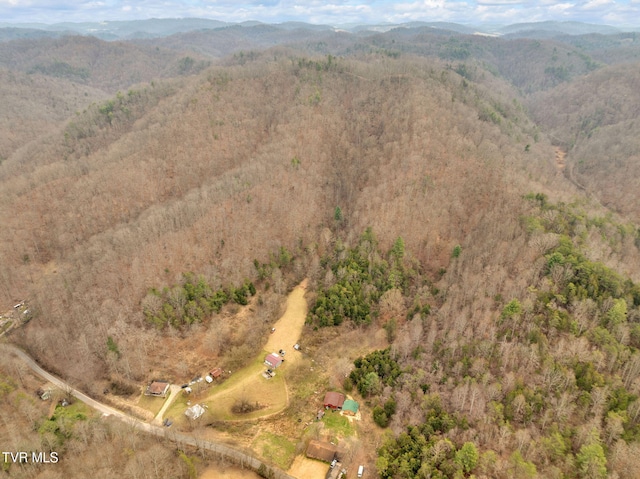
[554,146,566,172]
[554,146,604,209]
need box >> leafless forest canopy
[1,23,640,479]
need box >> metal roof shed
[342,399,359,416]
[185,404,205,420]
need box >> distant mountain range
[0,18,638,42]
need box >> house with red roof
[323,391,345,410]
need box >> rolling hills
[2,20,640,479]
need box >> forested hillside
[0,35,210,92]
[529,63,640,222]
[0,68,107,161]
[0,34,210,164]
[0,51,554,383]
[2,21,640,479]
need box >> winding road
[1,343,296,479]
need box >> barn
[323,391,345,410]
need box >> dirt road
[265,278,308,366]
[153,384,182,425]
[4,344,129,419]
[196,279,309,421]
[554,146,566,172]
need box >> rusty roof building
[306,440,339,463]
[323,391,345,409]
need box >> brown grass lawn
[288,455,329,479]
[201,355,288,421]
[137,390,170,416]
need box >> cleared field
[201,355,288,421]
[137,391,169,416]
[253,431,297,469]
[288,455,329,479]
[167,280,308,423]
[322,411,355,438]
[264,278,308,366]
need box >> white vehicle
[357,465,364,477]
[205,375,213,383]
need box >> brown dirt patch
[199,464,262,479]
[288,455,329,479]
[264,279,308,365]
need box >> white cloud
[581,0,613,9]
[548,2,575,12]
[476,0,523,5]
[0,0,638,26]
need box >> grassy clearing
[281,359,329,426]
[322,411,355,438]
[165,354,288,422]
[203,366,287,421]
[63,400,93,418]
[167,283,307,426]
[205,354,266,396]
[286,360,325,401]
[253,431,297,469]
[137,391,170,416]
[38,400,95,444]
[0,320,13,335]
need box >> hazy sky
[1,0,638,27]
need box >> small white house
[264,353,284,368]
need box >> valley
[1,17,640,479]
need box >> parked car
[358,465,364,477]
